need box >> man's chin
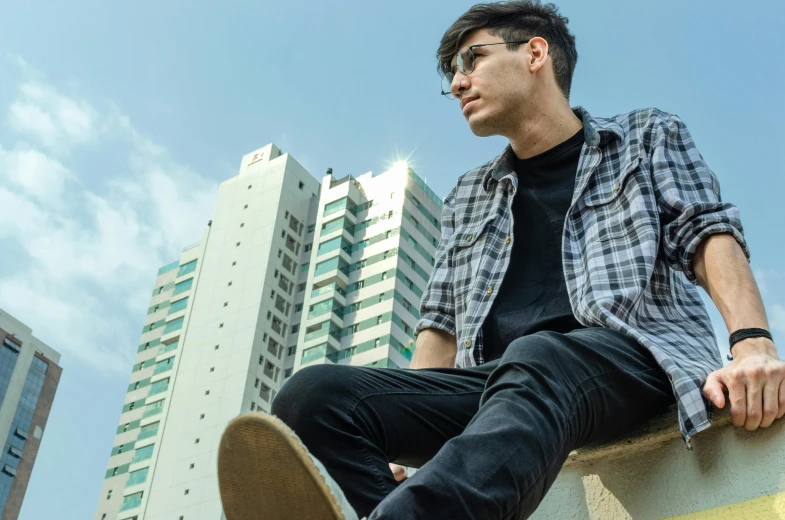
[466,116,495,137]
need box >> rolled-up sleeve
[651,114,750,284]
[414,186,457,338]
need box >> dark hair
[437,1,578,99]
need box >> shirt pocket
[449,217,494,316]
[583,155,659,242]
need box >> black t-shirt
[481,129,586,361]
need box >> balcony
[259,383,272,403]
[301,343,338,366]
[267,338,282,359]
[274,294,288,315]
[311,281,347,299]
[119,493,143,512]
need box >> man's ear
[527,37,549,73]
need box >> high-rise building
[0,308,62,520]
[95,144,442,520]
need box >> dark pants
[271,328,675,519]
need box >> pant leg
[270,362,494,518]
[370,328,675,520]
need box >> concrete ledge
[533,407,785,519]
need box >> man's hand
[389,463,407,482]
[703,337,785,430]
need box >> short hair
[437,1,578,99]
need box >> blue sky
[0,0,783,518]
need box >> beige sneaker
[218,413,360,520]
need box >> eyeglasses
[440,40,531,99]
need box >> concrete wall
[532,409,785,519]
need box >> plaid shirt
[414,107,749,445]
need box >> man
[217,2,785,519]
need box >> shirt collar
[482,106,624,192]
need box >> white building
[0,309,62,520]
[95,144,443,520]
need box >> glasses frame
[441,39,532,99]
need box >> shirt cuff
[682,223,750,284]
[414,311,457,339]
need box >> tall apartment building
[0,308,62,520]
[95,144,443,520]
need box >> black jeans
[271,328,674,519]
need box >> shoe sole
[218,413,346,520]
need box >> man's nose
[451,70,469,97]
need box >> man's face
[448,29,533,137]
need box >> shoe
[218,413,360,520]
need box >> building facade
[95,144,442,520]
[0,308,62,520]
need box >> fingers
[744,377,763,431]
[727,378,748,428]
[760,380,780,428]
[389,463,407,482]
[703,373,726,408]
[778,379,785,420]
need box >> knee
[500,331,573,367]
[271,364,351,433]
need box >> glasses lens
[441,72,455,99]
[457,47,474,74]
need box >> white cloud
[0,61,217,376]
[0,145,74,204]
[7,81,98,151]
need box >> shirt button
[486,285,494,295]
[613,185,620,193]
[466,235,473,242]
[505,236,511,245]
[465,339,472,349]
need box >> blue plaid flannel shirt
[414,107,749,445]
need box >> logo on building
[248,151,265,165]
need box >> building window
[299,181,304,190]
[228,281,232,286]
[244,204,248,209]
[107,490,112,500]
[223,302,228,307]
[190,463,195,469]
[285,211,289,219]
[232,261,237,266]
[195,438,200,444]
[200,414,205,419]
[185,489,189,495]
[215,344,220,350]
[284,368,293,378]
[205,390,210,396]
[210,367,214,372]
[236,242,241,247]
[248,185,252,189]
[240,223,245,228]
[287,346,296,356]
